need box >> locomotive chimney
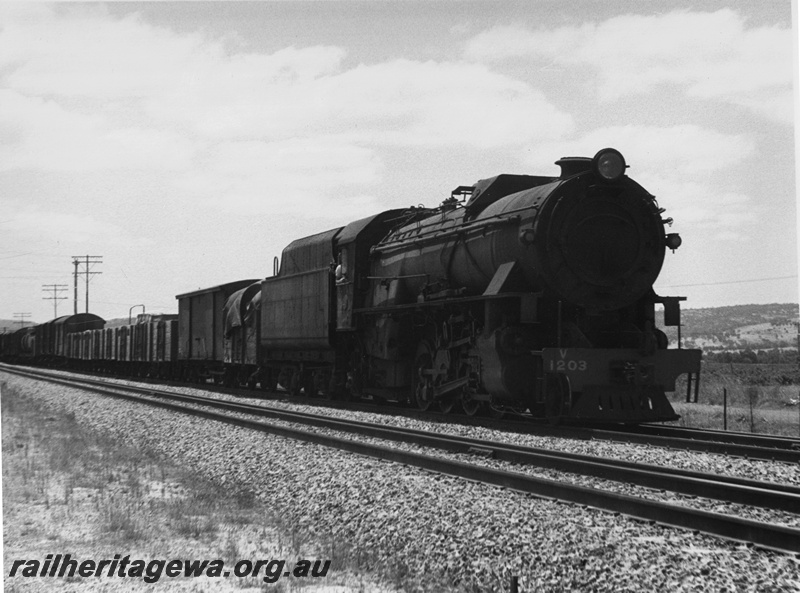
[555,156,592,178]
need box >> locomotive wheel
[456,365,482,416]
[259,369,275,393]
[314,370,334,400]
[438,396,457,414]
[289,371,302,396]
[545,373,570,425]
[302,373,316,397]
[412,341,436,412]
[460,394,483,416]
[337,378,353,401]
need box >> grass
[1,383,332,590]
[2,382,230,547]
[668,369,800,436]
[0,379,425,592]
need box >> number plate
[545,349,588,372]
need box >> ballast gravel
[4,371,800,593]
[52,368,800,488]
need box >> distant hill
[659,303,799,352]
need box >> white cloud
[638,177,754,240]
[0,3,576,230]
[0,4,572,188]
[173,137,385,217]
[2,5,223,100]
[148,58,573,148]
[328,60,573,148]
[464,9,793,123]
[7,205,152,247]
[0,90,196,172]
[523,124,754,176]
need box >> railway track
[3,364,800,555]
[251,389,800,463]
[622,422,800,452]
[5,362,797,462]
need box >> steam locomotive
[1,148,701,423]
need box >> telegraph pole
[72,255,103,314]
[42,284,68,318]
[73,258,79,314]
[13,313,31,328]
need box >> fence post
[510,575,519,593]
[723,387,727,431]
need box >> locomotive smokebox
[529,175,666,311]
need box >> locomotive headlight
[593,148,627,182]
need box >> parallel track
[3,365,800,555]
[4,363,798,462]
[622,422,800,452]
[264,392,800,463]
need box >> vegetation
[668,364,800,436]
[1,383,389,592]
[658,302,799,352]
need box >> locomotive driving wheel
[544,372,571,425]
[438,395,457,414]
[313,369,334,400]
[412,341,438,412]
[460,389,484,416]
[488,406,506,420]
[458,365,483,416]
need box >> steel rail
[624,423,800,451]
[4,372,800,553]
[576,426,800,464]
[390,406,800,463]
[271,389,800,463]
[305,399,800,464]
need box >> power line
[663,274,798,288]
[0,276,71,279]
[0,251,77,260]
[0,252,34,260]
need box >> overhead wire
[663,274,797,288]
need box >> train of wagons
[1,148,701,424]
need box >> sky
[0,0,797,325]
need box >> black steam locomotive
[1,149,701,423]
